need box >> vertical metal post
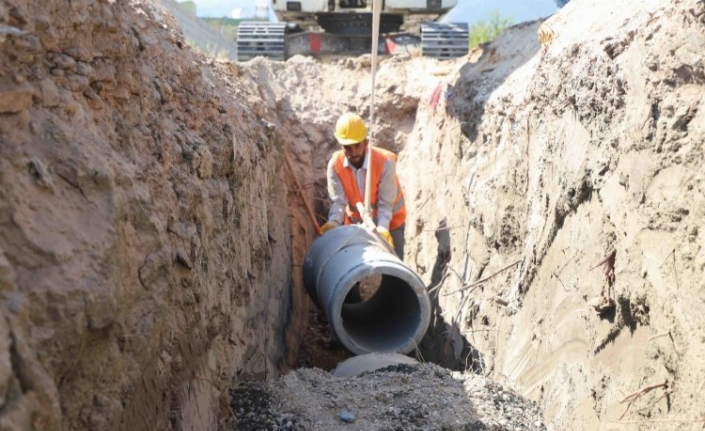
[365,0,383,215]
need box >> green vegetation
[181,18,265,58]
[201,17,265,41]
[184,38,230,59]
[201,17,239,40]
[180,1,196,15]
[176,1,260,40]
[468,11,514,49]
[202,17,250,40]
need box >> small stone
[65,46,93,62]
[67,74,90,92]
[76,62,94,77]
[0,24,29,43]
[28,157,54,190]
[35,16,51,31]
[0,84,32,113]
[83,88,102,110]
[340,409,355,423]
[38,78,60,107]
[53,53,76,70]
[11,34,42,62]
[0,249,17,292]
[93,60,116,83]
[113,87,129,102]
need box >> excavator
[236,0,468,61]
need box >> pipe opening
[340,274,422,352]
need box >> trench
[1,0,701,430]
[224,111,485,430]
[274,116,474,374]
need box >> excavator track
[420,22,469,59]
[236,22,286,61]
[236,21,469,62]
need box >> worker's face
[343,139,368,169]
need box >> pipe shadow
[416,218,485,372]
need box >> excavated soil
[230,364,547,431]
[0,0,703,430]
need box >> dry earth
[231,364,547,431]
[0,0,703,430]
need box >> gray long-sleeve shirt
[327,151,398,230]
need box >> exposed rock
[0,83,32,113]
[37,78,60,107]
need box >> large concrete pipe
[303,225,431,355]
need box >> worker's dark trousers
[391,224,405,260]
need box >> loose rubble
[231,364,547,431]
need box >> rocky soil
[0,1,301,430]
[231,364,546,431]
[0,0,703,430]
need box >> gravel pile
[231,363,547,431]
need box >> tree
[179,1,197,16]
[468,11,514,49]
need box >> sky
[188,0,560,26]
[442,0,558,26]
[190,0,259,18]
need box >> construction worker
[320,112,407,258]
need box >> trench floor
[295,309,353,371]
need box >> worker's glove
[377,227,394,249]
[320,221,338,235]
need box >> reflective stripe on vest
[332,146,406,230]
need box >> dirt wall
[0,1,300,430]
[402,0,705,429]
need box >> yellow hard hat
[334,113,367,145]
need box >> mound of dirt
[231,363,547,431]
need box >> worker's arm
[375,159,398,230]
[326,157,347,226]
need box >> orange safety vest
[332,146,406,230]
